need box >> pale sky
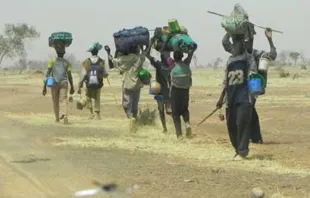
[0,0,308,66]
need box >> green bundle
[48,32,73,48]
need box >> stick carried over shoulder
[207,9,284,34]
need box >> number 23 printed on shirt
[228,70,244,86]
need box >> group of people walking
[42,19,277,161]
[42,36,195,138]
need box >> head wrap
[87,42,103,52]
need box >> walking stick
[195,107,219,127]
[206,9,284,34]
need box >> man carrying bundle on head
[217,33,258,160]
[105,45,150,133]
[104,26,151,133]
[78,42,109,120]
[42,32,75,124]
[217,4,259,160]
[222,26,277,144]
[145,35,172,132]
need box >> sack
[87,42,103,52]
[86,59,103,89]
[170,63,192,89]
[152,27,197,53]
[113,26,150,54]
[49,32,73,48]
[221,15,249,35]
[221,4,249,35]
[164,34,197,53]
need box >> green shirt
[170,61,192,89]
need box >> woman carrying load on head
[145,36,172,132]
[222,26,277,144]
[169,50,195,139]
[151,23,196,139]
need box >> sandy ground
[0,68,310,198]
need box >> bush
[301,65,307,70]
[137,106,157,126]
[292,73,301,80]
[278,68,290,78]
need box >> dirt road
[0,72,310,197]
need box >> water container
[258,53,271,71]
[138,68,151,85]
[168,19,181,34]
[248,75,263,95]
[160,33,198,53]
[149,81,161,95]
[46,77,55,87]
[154,95,164,102]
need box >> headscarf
[87,42,103,52]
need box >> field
[0,66,310,198]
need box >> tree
[277,51,289,66]
[0,23,40,66]
[213,57,223,69]
[16,55,28,74]
[289,52,300,66]
[64,53,82,72]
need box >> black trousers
[250,107,263,142]
[170,86,190,137]
[226,103,253,156]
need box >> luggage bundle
[113,26,150,54]
[152,19,197,54]
[221,4,255,39]
[48,32,73,48]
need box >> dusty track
[0,70,310,197]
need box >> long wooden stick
[195,108,219,127]
[207,10,283,34]
[106,77,119,106]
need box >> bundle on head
[49,32,73,48]
[221,4,256,42]
[87,42,102,55]
[113,26,149,55]
[152,19,197,54]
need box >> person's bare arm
[42,60,54,96]
[216,64,228,109]
[222,33,234,55]
[265,29,277,60]
[184,51,194,65]
[104,45,115,68]
[68,71,74,88]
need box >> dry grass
[5,111,310,177]
[3,66,310,179]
